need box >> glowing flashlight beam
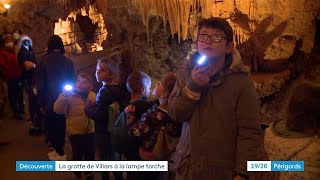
[197,56,206,65]
[4,4,11,9]
[64,85,73,91]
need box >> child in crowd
[53,72,96,180]
[125,73,182,179]
[264,81,320,180]
[85,56,128,180]
[168,17,261,180]
[123,71,155,180]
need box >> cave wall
[0,0,96,53]
[98,0,193,84]
[1,0,319,123]
[90,0,320,123]
[1,0,319,70]
[128,0,320,71]
[0,0,71,53]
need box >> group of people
[52,57,182,180]
[1,17,319,180]
[0,30,36,121]
[41,17,250,180]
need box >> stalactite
[131,0,255,43]
[131,0,197,42]
[251,0,255,20]
[248,0,255,20]
[248,1,251,19]
[234,28,239,45]
[180,0,191,41]
[174,0,181,42]
[236,28,241,44]
[232,26,250,46]
[165,0,175,38]
[159,0,167,31]
[241,29,244,44]
[233,25,249,45]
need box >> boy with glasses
[168,17,261,180]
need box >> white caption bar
[55,161,168,171]
[247,161,271,171]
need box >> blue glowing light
[197,56,206,65]
[64,85,73,91]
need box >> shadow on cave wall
[236,15,298,73]
[250,17,320,124]
[313,18,320,52]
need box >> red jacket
[0,47,21,81]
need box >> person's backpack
[110,111,138,154]
[107,101,120,133]
[110,99,154,154]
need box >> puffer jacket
[0,47,21,81]
[264,119,320,180]
[54,91,96,135]
[169,49,261,179]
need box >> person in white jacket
[264,81,320,180]
[53,72,96,180]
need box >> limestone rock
[251,70,291,98]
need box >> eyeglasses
[197,34,227,42]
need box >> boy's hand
[86,99,95,106]
[62,90,71,97]
[125,105,135,114]
[191,64,210,87]
[23,61,35,70]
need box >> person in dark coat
[36,35,76,160]
[17,35,37,121]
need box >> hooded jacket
[168,49,261,179]
[54,91,96,135]
[264,120,320,180]
[17,35,36,81]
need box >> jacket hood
[265,120,319,161]
[228,48,250,74]
[16,34,33,54]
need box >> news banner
[16,161,304,172]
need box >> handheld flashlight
[64,84,73,91]
[197,56,207,68]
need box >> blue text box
[271,161,304,171]
[16,161,56,171]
